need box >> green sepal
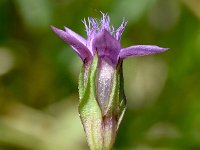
[102,66,119,149]
[105,63,120,116]
[102,61,126,149]
[78,54,103,150]
[78,64,85,100]
[105,61,126,130]
[117,62,127,130]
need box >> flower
[51,13,169,150]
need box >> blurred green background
[0,0,200,149]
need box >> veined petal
[92,30,121,65]
[64,26,87,46]
[51,26,92,61]
[119,45,169,59]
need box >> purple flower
[51,13,169,150]
[51,14,168,63]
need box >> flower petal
[92,30,121,65]
[64,26,87,47]
[119,45,169,59]
[51,26,92,61]
[115,19,127,41]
